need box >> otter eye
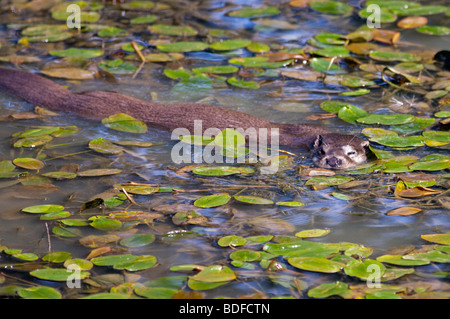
[319,149,325,155]
[347,151,356,156]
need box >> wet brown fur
[0,68,368,168]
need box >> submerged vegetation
[0,0,449,299]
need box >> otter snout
[325,156,342,168]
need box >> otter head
[312,134,369,169]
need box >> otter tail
[0,68,73,110]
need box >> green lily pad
[120,1,155,10]
[307,281,351,298]
[376,255,430,266]
[97,26,128,37]
[228,6,280,18]
[313,46,350,58]
[156,41,209,53]
[229,56,293,68]
[130,15,158,24]
[310,57,345,74]
[276,201,305,207]
[309,1,353,15]
[149,24,197,36]
[114,255,158,271]
[52,11,100,22]
[263,241,339,258]
[421,233,450,245]
[227,77,259,89]
[390,117,436,135]
[18,286,62,299]
[77,169,122,177]
[120,234,155,247]
[234,195,274,205]
[192,166,255,176]
[189,265,236,283]
[365,1,420,10]
[295,229,330,238]
[13,158,44,170]
[344,259,386,280]
[102,113,147,134]
[40,211,71,220]
[403,250,450,263]
[192,65,239,74]
[22,204,65,214]
[340,76,375,88]
[229,250,261,262]
[357,114,415,125]
[288,257,344,273]
[14,135,54,148]
[30,268,90,281]
[21,24,72,42]
[369,51,421,62]
[88,138,124,154]
[89,216,123,231]
[218,235,246,247]
[246,42,270,52]
[391,5,448,16]
[409,158,450,171]
[134,287,177,299]
[370,134,425,148]
[305,176,354,186]
[91,254,138,267]
[42,252,71,263]
[13,127,60,138]
[194,193,231,208]
[314,32,346,45]
[98,59,137,74]
[210,39,251,51]
[422,131,450,143]
[113,184,159,194]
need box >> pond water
[0,0,449,299]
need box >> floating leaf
[13,158,44,170]
[18,286,62,299]
[120,234,155,248]
[120,1,155,10]
[229,56,293,68]
[77,169,122,177]
[42,252,71,263]
[391,5,448,16]
[113,184,159,195]
[21,24,72,42]
[98,59,137,74]
[229,250,261,262]
[22,204,65,214]
[409,158,450,171]
[369,51,421,62]
[310,57,345,74]
[189,265,236,283]
[295,229,330,238]
[102,113,147,134]
[89,216,123,231]
[234,195,274,205]
[376,255,429,266]
[42,171,77,180]
[288,257,344,273]
[149,24,197,36]
[276,201,304,207]
[98,26,128,37]
[397,16,428,29]
[218,235,246,247]
[49,48,104,59]
[313,46,350,58]
[386,207,422,216]
[228,6,280,18]
[357,114,414,125]
[192,166,254,176]
[134,287,177,299]
[344,259,386,280]
[359,7,397,23]
[421,233,450,245]
[307,281,351,298]
[130,15,158,24]
[309,1,353,15]
[194,193,231,208]
[227,77,259,89]
[89,138,123,154]
[370,134,425,148]
[192,65,239,74]
[305,176,354,186]
[30,268,89,281]
[156,42,209,53]
[210,39,251,51]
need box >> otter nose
[326,156,342,168]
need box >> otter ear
[361,140,370,148]
[313,135,323,149]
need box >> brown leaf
[40,67,95,80]
[396,186,441,198]
[86,246,112,259]
[397,16,428,29]
[372,29,401,45]
[304,113,337,121]
[386,207,422,216]
[289,0,315,7]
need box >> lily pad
[416,25,450,36]
[313,46,350,58]
[369,51,421,62]
[149,24,197,36]
[307,281,351,298]
[344,259,386,281]
[120,234,155,248]
[295,229,330,238]
[192,65,238,74]
[309,1,353,15]
[102,113,147,134]
[421,233,450,245]
[13,158,44,170]
[305,176,354,186]
[194,193,231,208]
[288,257,344,273]
[22,204,65,214]
[189,265,236,283]
[210,39,251,51]
[98,59,137,74]
[97,26,128,37]
[357,114,415,125]
[358,7,397,23]
[310,57,345,74]
[156,42,209,53]
[228,6,280,18]
[49,48,104,59]
[192,166,255,176]
[30,268,90,281]
[120,1,155,10]
[130,15,158,24]
[229,56,293,69]
[234,195,274,205]
[88,138,123,155]
[227,77,259,89]
[77,169,122,177]
[18,286,62,299]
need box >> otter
[0,67,369,169]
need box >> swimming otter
[0,67,369,169]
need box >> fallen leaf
[397,16,428,29]
[396,186,441,198]
[372,29,401,45]
[386,207,422,216]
